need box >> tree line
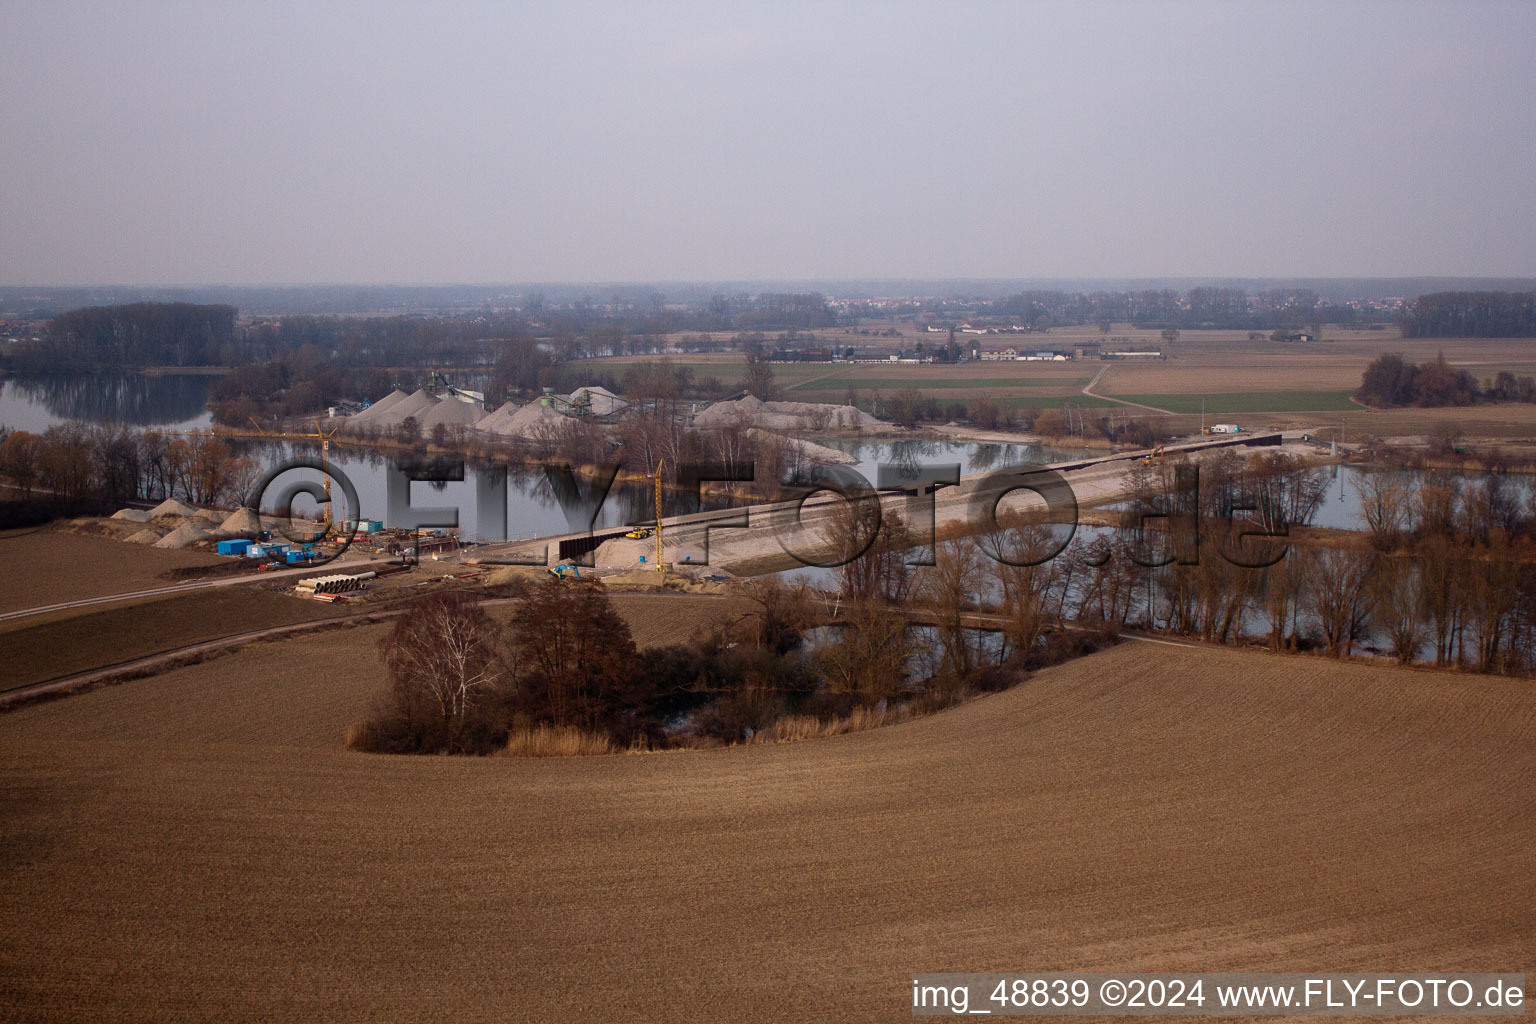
[985,286,1371,331]
[5,303,237,371]
[0,423,260,521]
[1400,291,1536,337]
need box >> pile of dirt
[484,565,554,586]
[217,508,263,535]
[591,535,657,569]
[599,569,668,586]
[472,402,521,434]
[111,508,153,523]
[345,388,440,432]
[566,385,628,416]
[418,395,485,430]
[383,389,441,427]
[149,498,200,519]
[478,399,568,438]
[153,522,209,549]
[123,526,168,545]
[746,428,858,465]
[694,396,888,432]
[344,389,411,430]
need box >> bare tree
[741,350,778,401]
[371,591,509,753]
[1305,545,1377,657]
[828,498,916,604]
[1359,470,1411,550]
[817,598,914,707]
[984,522,1061,656]
[922,537,988,691]
[1372,555,1426,663]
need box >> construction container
[217,539,252,556]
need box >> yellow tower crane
[314,419,333,530]
[654,458,665,573]
[247,416,339,533]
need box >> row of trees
[0,424,259,511]
[1400,291,1536,338]
[818,450,1536,676]
[985,287,1373,331]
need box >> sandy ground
[0,527,225,615]
[1,635,1530,1022]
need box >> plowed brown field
[1,634,1531,1022]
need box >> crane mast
[654,459,665,573]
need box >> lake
[0,373,215,432]
[9,372,1513,545]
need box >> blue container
[246,546,264,558]
[285,550,307,564]
[217,539,252,556]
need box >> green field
[1112,390,1360,413]
[994,394,1122,409]
[790,375,1089,392]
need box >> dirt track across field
[0,527,226,615]
[1,632,1531,1022]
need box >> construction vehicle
[547,562,583,580]
[625,526,655,540]
[1138,445,1165,466]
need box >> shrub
[502,723,615,757]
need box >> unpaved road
[1081,364,1174,413]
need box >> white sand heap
[195,509,226,525]
[477,399,569,438]
[383,389,442,429]
[745,428,858,465]
[149,498,200,519]
[473,401,522,434]
[566,385,628,416]
[592,535,658,569]
[154,522,209,549]
[217,507,263,535]
[124,526,167,545]
[344,388,440,431]
[693,396,887,432]
[111,508,153,523]
[344,389,410,429]
[418,394,485,430]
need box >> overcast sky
[2,0,1533,285]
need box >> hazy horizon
[4,1,1534,286]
